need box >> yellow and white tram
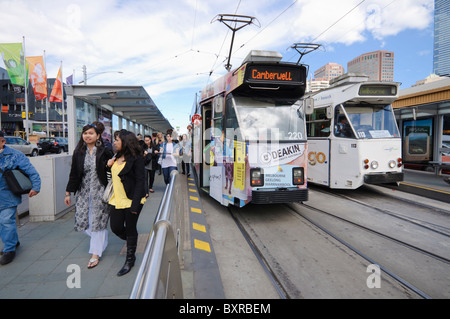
[304,73,403,189]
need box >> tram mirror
[326,106,333,119]
[213,96,223,115]
[305,97,314,114]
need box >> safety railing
[129,171,185,299]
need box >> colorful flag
[49,66,62,102]
[0,43,27,86]
[26,56,47,100]
[66,74,73,85]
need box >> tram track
[225,200,427,299]
[284,203,432,299]
[228,207,290,299]
[311,184,450,237]
[294,202,450,265]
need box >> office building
[347,50,394,81]
[433,0,450,76]
[314,63,345,81]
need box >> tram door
[201,104,212,190]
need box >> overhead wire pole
[211,14,260,71]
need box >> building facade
[314,63,345,81]
[347,50,394,82]
[433,0,450,76]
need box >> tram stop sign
[192,114,202,126]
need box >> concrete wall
[28,154,74,222]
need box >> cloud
[0,0,434,105]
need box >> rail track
[225,186,450,299]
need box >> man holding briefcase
[0,131,41,265]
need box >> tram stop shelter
[393,77,450,174]
[65,84,172,154]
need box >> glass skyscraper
[433,0,450,76]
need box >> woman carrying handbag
[107,129,146,276]
[65,123,114,269]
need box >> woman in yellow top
[107,130,146,276]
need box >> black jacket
[117,155,146,213]
[66,146,114,194]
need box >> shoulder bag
[1,168,32,195]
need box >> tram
[191,50,309,207]
[304,73,403,189]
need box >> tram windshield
[230,94,306,141]
[342,103,400,139]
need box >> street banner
[26,56,48,100]
[0,43,27,86]
[49,66,62,102]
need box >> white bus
[304,73,403,189]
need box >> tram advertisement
[209,134,307,206]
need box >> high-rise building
[433,0,450,76]
[314,63,345,81]
[347,50,394,81]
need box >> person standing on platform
[107,129,146,276]
[160,129,180,185]
[65,123,114,269]
[143,135,158,194]
[0,132,41,265]
[179,134,192,177]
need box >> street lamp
[79,65,123,85]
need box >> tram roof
[65,84,172,132]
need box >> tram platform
[0,172,213,299]
[390,169,450,204]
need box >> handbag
[1,168,32,195]
[102,179,114,203]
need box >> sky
[0,0,435,134]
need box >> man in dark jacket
[0,132,41,265]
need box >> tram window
[225,95,242,141]
[343,103,400,139]
[334,106,355,138]
[306,108,331,137]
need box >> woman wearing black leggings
[107,130,146,276]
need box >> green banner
[0,43,27,86]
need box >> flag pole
[60,61,65,138]
[23,36,29,142]
[43,50,50,137]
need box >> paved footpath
[0,174,166,299]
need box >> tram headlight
[250,168,264,187]
[370,161,379,169]
[389,160,396,168]
[293,167,305,185]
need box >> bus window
[334,105,355,138]
[306,108,331,137]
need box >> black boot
[117,236,137,276]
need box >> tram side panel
[307,140,330,186]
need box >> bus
[190,50,309,207]
[304,73,403,189]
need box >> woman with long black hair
[107,129,146,276]
[65,123,114,269]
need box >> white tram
[304,73,403,189]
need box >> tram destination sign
[358,84,397,96]
[245,64,304,84]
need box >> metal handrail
[129,171,184,299]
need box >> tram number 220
[308,151,327,165]
[288,132,303,140]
